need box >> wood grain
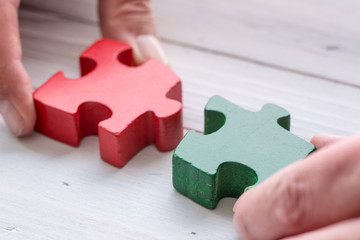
[0,2,359,239]
[22,0,360,86]
[19,8,360,138]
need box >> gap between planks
[18,3,359,90]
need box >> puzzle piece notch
[173,95,314,209]
[34,39,183,167]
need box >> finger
[233,134,360,240]
[98,0,168,65]
[8,63,36,136]
[0,0,36,136]
[282,217,360,240]
[131,34,168,65]
[310,134,350,149]
[0,99,24,136]
[0,62,36,137]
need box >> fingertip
[310,134,324,148]
[233,198,240,213]
[233,188,251,213]
[232,189,258,240]
[310,134,347,149]
[17,111,36,137]
[0,100,24,136]
[133,34,168,65]
[0,60,36,137]
[233,201,248,240]
[0,99,36,137]
[17,104,36,137]
[233,211,247,240]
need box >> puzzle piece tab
[34,39,182,167]
[173,96,314,209]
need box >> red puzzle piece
[34,39,183,167]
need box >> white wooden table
[1,1,360,239]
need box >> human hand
[233,134,360,239]
[0,0,36,136]
[98,0,167,65]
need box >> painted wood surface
[22,0,360,86]
[1,1,360,239]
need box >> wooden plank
[173,44,360,139]
[9,9,240,239]
[21,0,360,86]
[19,8,360,139]
[0,127,237,239]
[0,7,358,239]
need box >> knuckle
[271,175,310,228]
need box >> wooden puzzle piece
[173,95,314,209]
[34,39,183,167]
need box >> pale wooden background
[1,0,360,239]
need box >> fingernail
[0,100,24,136]
[133,35,168,65]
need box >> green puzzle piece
[173,95,315,209]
